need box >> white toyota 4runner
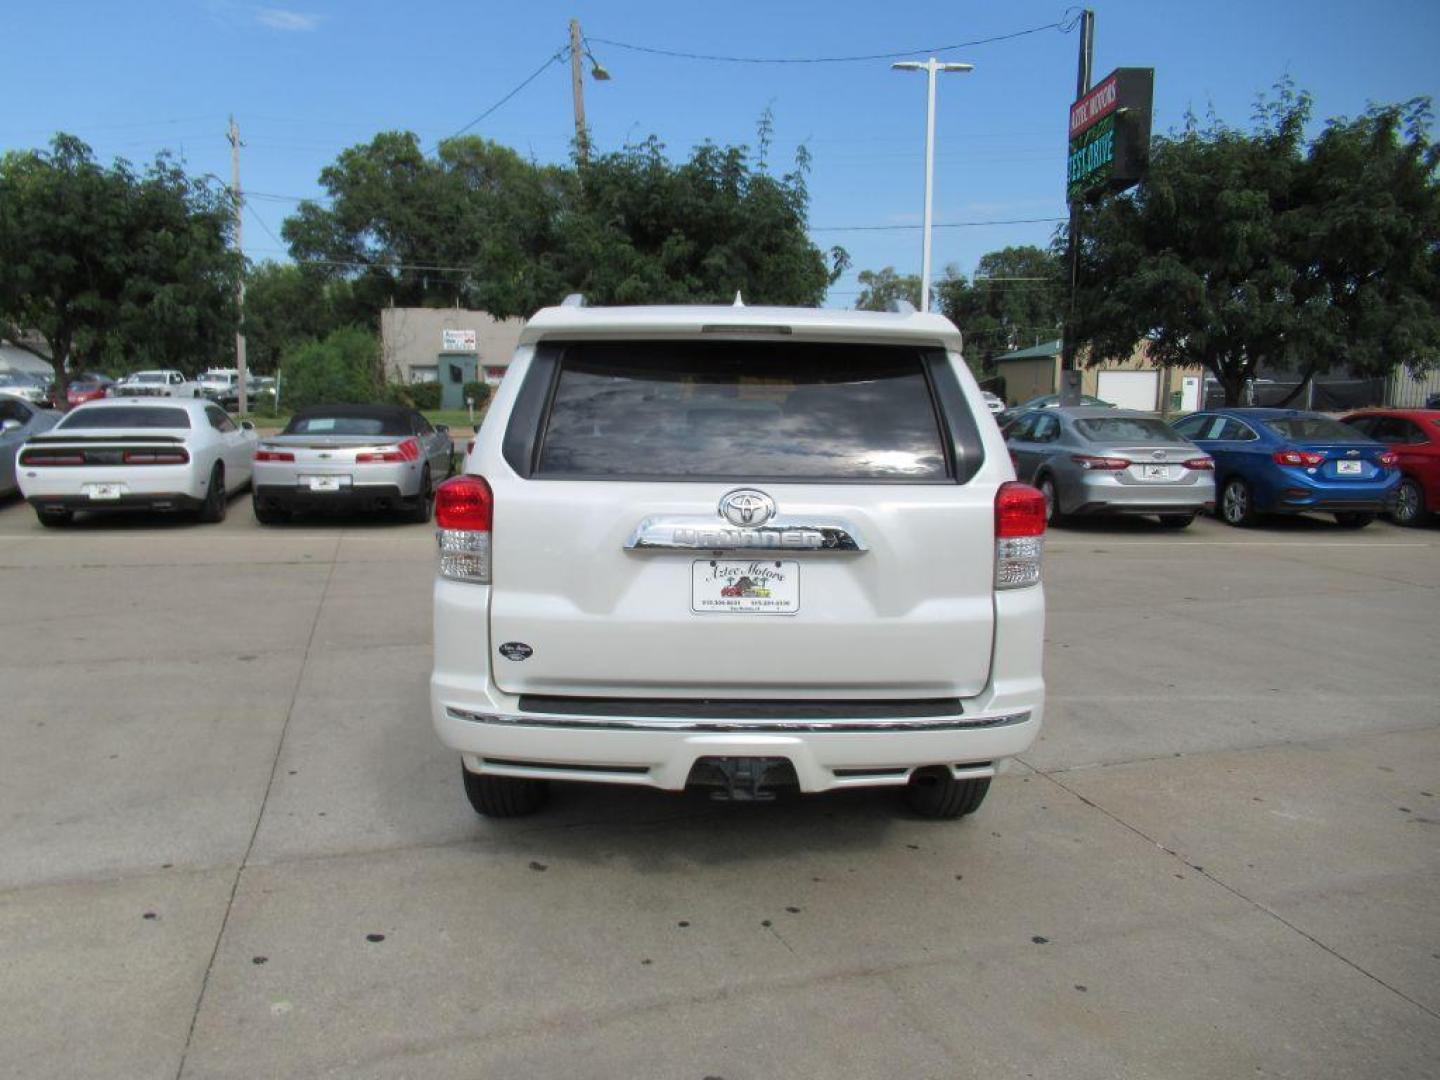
[430,300,1046,820]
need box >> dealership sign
[441,328,477,352]
[1067,68,1154,202]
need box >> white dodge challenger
[16,397,257,527]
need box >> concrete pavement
[0,495,1436,1079]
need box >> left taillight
[436,475,493,584]
[1070,454,1130,470]
[19,450,84,466]
[254,448,295,462]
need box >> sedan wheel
[1038,476,1062,525]
[401,465,434,524]
[1390,478,1425,526]
[1220,478,1254,527]
[196,464,227,524]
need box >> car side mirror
[239,419,256,431]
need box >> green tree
[560,138,847,306]
[283,129,847,317]
[936,246,1065,368]
[244,262,352,375]
[279,326,381,410]
[0,135,241,399]
[853,267,921,311]
[1068,87,1440,404]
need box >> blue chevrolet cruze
[1171,408,1400,528]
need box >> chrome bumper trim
[446,707,1031,734]
[625,514,867,552]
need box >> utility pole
[227,115,248,416]
[1060,9,1095,405]
[569,19,588,164]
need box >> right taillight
[436,475,493,584]
[1182,457,1214,470]
[994,481,1046,590]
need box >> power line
[812,216,1067,232]
[588,14,1077,65]
[434,48,569,150]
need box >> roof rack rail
[561,293,586,308]
[888,299,917,314]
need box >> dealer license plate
[1137,464,1173,481]
[84,483,123,500]
[692,559,800,615]
[302,475,348,492]
[1336,460,1363,475]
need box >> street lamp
[892,58,974,313]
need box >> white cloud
[255,7,321,32]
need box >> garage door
[1097,370,1160,411]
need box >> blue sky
[6,1,1439,308]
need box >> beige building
[991,339,1205,415]
[379,307,525,388]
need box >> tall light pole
[227,115,248,416]
[892,58,973,313]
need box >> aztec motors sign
[1067,67,1154,202]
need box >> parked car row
[0,368,281,413]
[1002,404,1437,529]
[6,398,452,527]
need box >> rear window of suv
[533,342,952,481]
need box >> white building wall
[379,308,525,385]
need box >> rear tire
[462,767,548,818]
[1157,513,1196,529]
[1390,478,1426,526]
[1219,477,1256,527]
[34,507,73,528]
[1038,474,1065,526]
[902,770,991,820]
[251,493,289,525]
[401,465,433,524]
[196,463,227,523]
[1334,511,1375,529]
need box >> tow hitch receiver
[688,757,797,802]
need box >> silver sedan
[1005,406,1216,527]
[251,404,453,524]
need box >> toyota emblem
[718,489,776,527]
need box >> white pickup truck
[114,370,200,399]
[430,299,1047,820]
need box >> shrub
[462,381,492,408]
[278,327,380,410]
[406,382,442,410]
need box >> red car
[1342,409,1440,525]
[66,375,114,407]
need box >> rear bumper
[430,580,1046,793]
[28,493,203,513]
[19,464,206,507]
[1069,472,1215,515]
[254,483,409,509]
[1260,467,1400,513]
